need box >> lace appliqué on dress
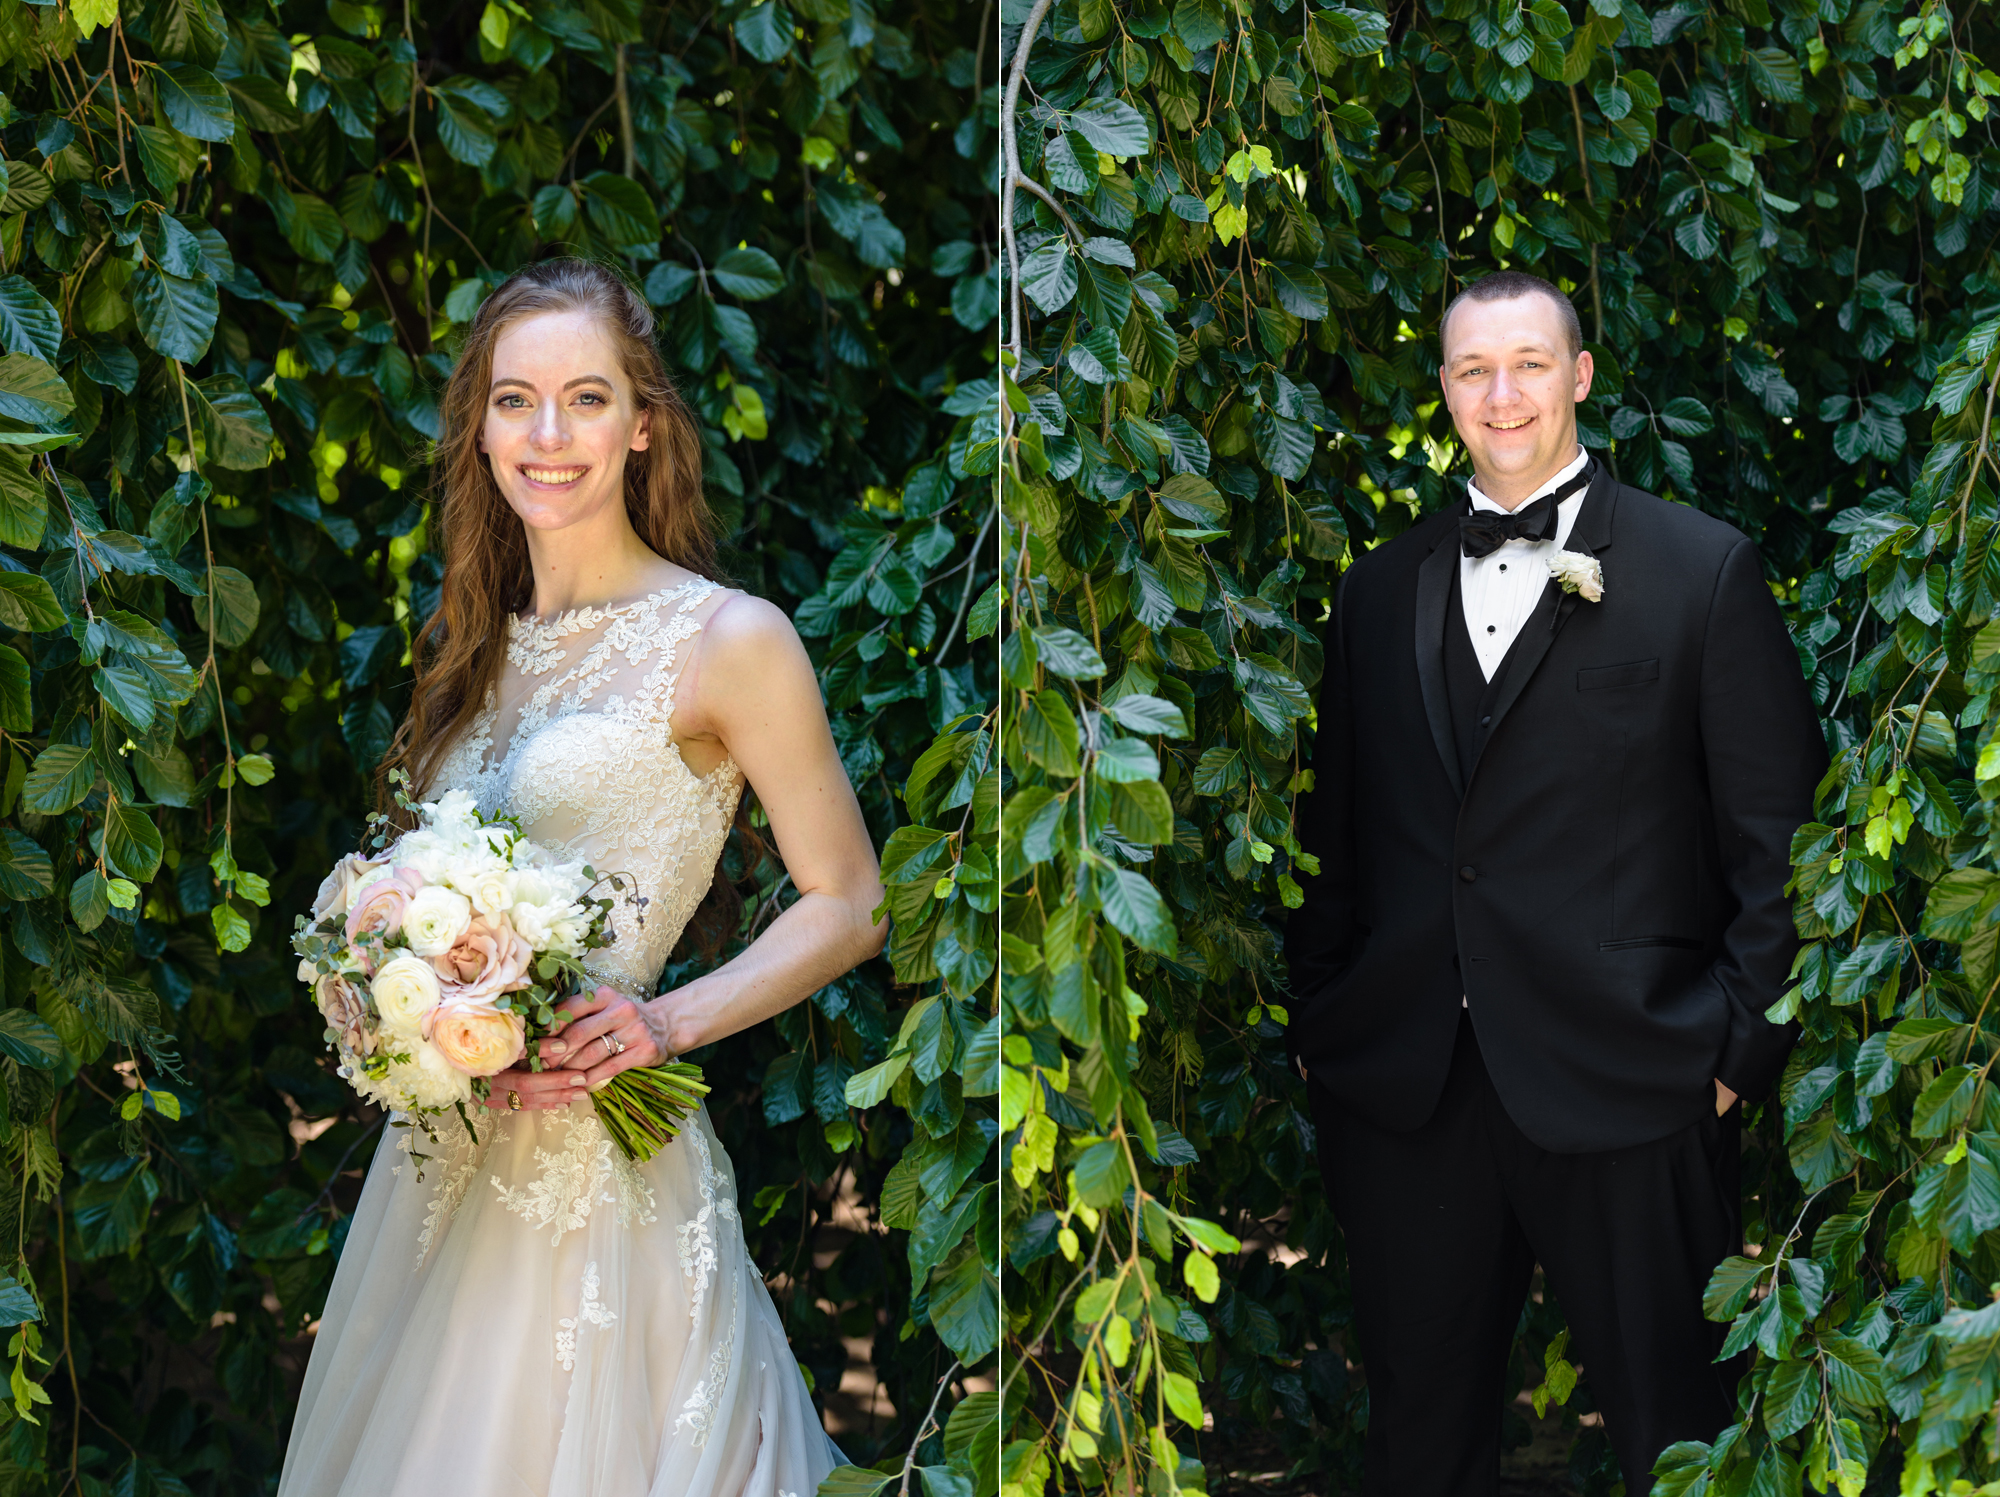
[676,1125,740,1314]
[490,1110,614,1246]
[490,1108,662,1245]
[398,1117,498,1269]
[555,1260,617,1372]
[673,1314,737,1448]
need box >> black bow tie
[1457,460,1595,559]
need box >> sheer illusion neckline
[508,577,707,644]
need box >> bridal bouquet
[291,780,708,1163]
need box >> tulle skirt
[276,1098,845,1497]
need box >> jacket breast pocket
[1578,658,1660,692]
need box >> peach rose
[311,853,387,921]
[344,867,426,965]
[427,999,525,1076]
[431,913,534,1004]
[316,972,374,1056]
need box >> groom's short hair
[1441,271,1583,359]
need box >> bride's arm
[544,595,886,1087]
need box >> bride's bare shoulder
[697,590,805,663]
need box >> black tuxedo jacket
[1286,464,1826,1154]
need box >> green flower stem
[589,1060,712,1164]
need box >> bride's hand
[479,986,661,1110]
[545,984,663,1087]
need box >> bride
[276,257,885,1496]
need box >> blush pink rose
[312,853,386,922]
[430,913,534,1004]
[427,999,526,1076]
[344,868,426,968]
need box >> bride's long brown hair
[378,258,753,962]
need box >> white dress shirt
[1459,446,1590,680]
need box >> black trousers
[1309,1012,1741,1496]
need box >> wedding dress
[277,578,845,1497]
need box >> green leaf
[0,644,28,732]
[69,869,110,933]
[131,267,218,362]
[1914,1065,1982,1137]
[927,1248,997,1362]
[0,278,62,363]
[191,375,275,470]
[734,1,796,63]
[0,1277,39,1326]
[1098,867,1177,955]
[845,1052,909,1109]
[1032,626,1105,680]
[0,353,75,424]
[103,800,163,883]
[1019,690,1081,776]
[0,573,63,633]
[23,745,95,815]
[579,172,660,252]
[813,1467,895,1497]
[155,63,235,142]
[1102,693,1188,736]
[712,247,785,300]
[211,901,251,953]
[434,95,499,167]
[195,566,261,647]
[1068,98,1152,157]
[0,1010,61,1070]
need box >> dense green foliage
[994,0,2000,1488]
[0,0,996,1492]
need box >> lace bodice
[428,579,744,992]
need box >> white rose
[371,953,442,1036]
[402,886,473,957]
[296,956,317,985]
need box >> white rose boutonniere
[1548,549,1604,602]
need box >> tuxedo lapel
[1413,513,1464,800]
[1466,462,1620,787]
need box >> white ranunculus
[1548,549,1605,603]
[509,901,554,948]
[456,864,517,919]
[392,829,453,885]
[508,866,560,909]
[392,1039,474,1109]
[425,789,480,830]
[402,885,473,957]
[544,913,589,956]
[372,953,443,1035]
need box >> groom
[1286,270,1824,1493]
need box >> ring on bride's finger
[507,1090,522,1111]
[600,1032,627,1058]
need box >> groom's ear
[1572,349,1595,405]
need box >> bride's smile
[478,306,652,538]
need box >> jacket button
[1459,865,1477,882]
[1479,714,1491,725]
